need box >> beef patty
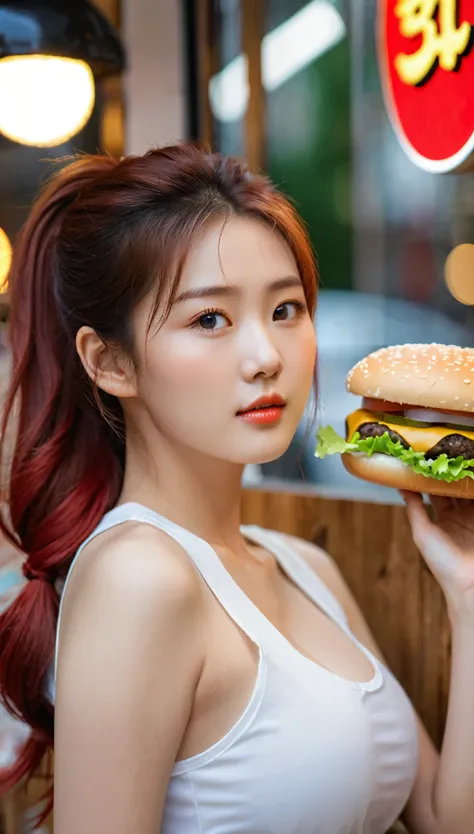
[351,422,474,461]
[352,422,410,449]
[425,434,474,461]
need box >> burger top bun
[346,343,474,413]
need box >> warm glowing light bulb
[0,228,12,293]
[0,55,95,147]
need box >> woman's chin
[237,436,295,466]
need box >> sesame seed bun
[346,343,474,413]
[342,452,474,498]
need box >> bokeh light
[0,55,95,147]
[0,228,12,293]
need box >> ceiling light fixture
[0,1,125,147]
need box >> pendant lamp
[0,0,125,147]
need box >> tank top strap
[54,502,293,685]
[241,525,350,632]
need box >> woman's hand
[401,490,474,623]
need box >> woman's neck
[119,437,247,552]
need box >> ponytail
[0,158,124,805]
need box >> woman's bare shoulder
[65,519,204,611]
[56,519,206,683]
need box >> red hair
[0,144,317,807]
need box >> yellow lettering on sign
[394,0,471,85]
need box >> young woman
[1,144,474,834]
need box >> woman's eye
[195,310,230,332]
[273,301,306,321]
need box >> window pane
[264,0,351,291]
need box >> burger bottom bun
[342,452,474,499]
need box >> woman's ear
[75,326,138,399]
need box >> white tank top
[48,502,419,834]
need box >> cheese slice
[346,409,474,454]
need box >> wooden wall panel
[241,489,450,748]
[242,0,265,170]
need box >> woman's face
[131,215,316,465]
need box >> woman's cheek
[157,335,230,390]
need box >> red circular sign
[378,0,474,172]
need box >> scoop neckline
[240,523,383,692]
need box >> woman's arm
[54,523,205,834]
[399,493,474,834]
[402,615,474,834]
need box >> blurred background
[0,0,473,507]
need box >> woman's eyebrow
[174,275,302,304]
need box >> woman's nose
[239,325,283,381]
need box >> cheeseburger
[315,343,474,497]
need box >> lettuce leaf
[315,425,474,483]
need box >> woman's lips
[237,405,285,425]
